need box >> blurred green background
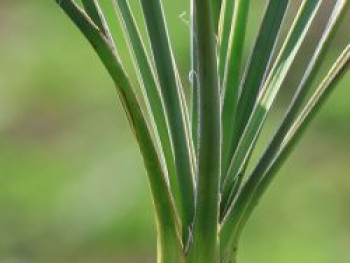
[0,1,349,263]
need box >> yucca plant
[54,0,349,262]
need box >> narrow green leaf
[218,0,236,82]
[187,0,221,261]
[221,0,250,179]
[81,0,119,58]
[113,0,181,221]
[139,0,195,244]
[220,0,322,216]
[232,0,290,157]
[54,1,184,261]
[220,1,349,259]
[230,45,349,252]
[190,1,199,155]
[81,0,104,30]
[238,0,349,208]
[283,45,349,147]
[213,0,223,32]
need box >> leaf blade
[221,0,251,180]
[234,44,349,247]
[139,0,195,244]
[218,0,236,82]
[54,1,184,261]
[220,1,349,259]
[113,0,181,221]
[81,0,120,58]
[220,0,322,216]
[232,0,291,161]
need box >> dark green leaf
[232,0,290,160]
[221,0,251,180]
[220,0,322,216]
[113,0,181,220]
[220,2,349,260]
[54,1,184,261]
[139,0,195,244]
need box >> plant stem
[188,0,221,261]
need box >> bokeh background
[0,1,349,262]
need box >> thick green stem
[188,0,221,262]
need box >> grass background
[0,1,349,262]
